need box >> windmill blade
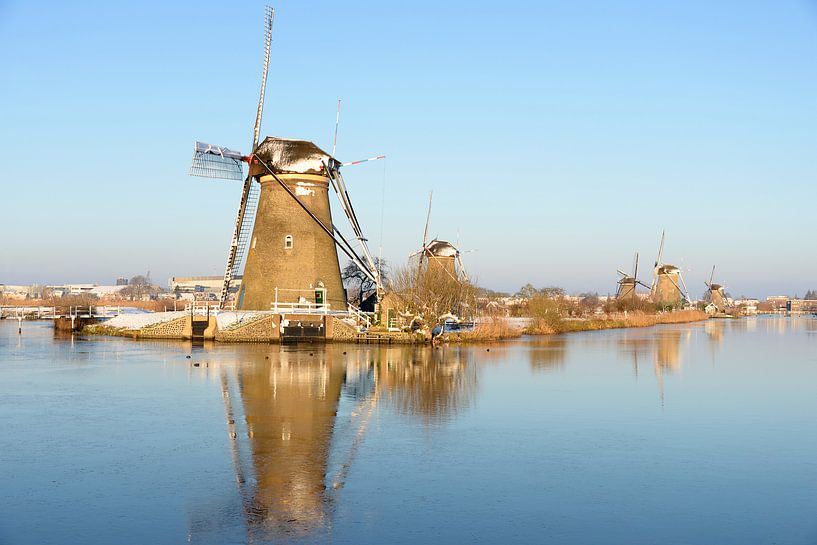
[218,5,274,309]
[422,191,433,249]
[189,141,246,180]
[650,232,665,293]
[328,167,380,287]
[636,280,651,289]
[709,265,716,287]
[219,177,257,308]
[679,273,692,303]
[617,269,629,278]
[633,252,639,279]
[251,5,274,151]
[342,155,386,167]
[456,254,469,281]
[230,182,261,279]
[332,98,340,157]
[655,230,665,267]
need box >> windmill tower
[704,265,727,311]
[616,252,650,300]
[409,192,469,281]
[649,231,691,307]
[188,7,380,312]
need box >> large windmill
[616,252,650,300]
[188,7,380,312]
[409,192,469,282]
[649,231,691,307]
[704,265,728,311]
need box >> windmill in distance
[649,231,691,307]
[409,192,469,282]
[704,265,728,312]
[616,252,650,300]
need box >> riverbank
[440,310,709,342]
[525,309,709,335]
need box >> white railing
[186,301,218,317]
[0,306,58,319]
[271,301,331,313]
[347,304,372,329]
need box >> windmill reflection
[235,348,344,539]
[528,338,568,372]
[211,344,477,541]
[614,327,689,406]
[616,334,652,377]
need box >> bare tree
[342,258,388,306]
[390,262,477,325]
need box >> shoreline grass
[441,310,709,342]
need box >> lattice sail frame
[189,141,245,181]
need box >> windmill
[649,231,691,307]
[704,265,727,311]
[615,252,650,300]
[188,7,380,311]
[409,192,468,282]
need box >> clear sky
[1,0,816,298]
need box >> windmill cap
[425,239,459,257]
[657,264,679,274]
[253,136,333,175]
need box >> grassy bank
[525,309,708,335]
[440,310,708,343]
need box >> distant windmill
[616,252,650,300]
[704,265,727,311]
[188,7,380,311]
[649,231,691,307]
[410,192,468,281]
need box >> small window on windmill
[284,235,293,249]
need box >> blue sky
[1,0,815,297]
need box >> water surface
[1,317,816,544]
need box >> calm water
[1,317,817,544]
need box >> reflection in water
[370,346,476,422]
[616,334,652,377]
[209,344,478,541]
[705,320,725,347]
[236,349,344,539]
[528,338,567,372]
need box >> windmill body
[708,284,727,309]
[616,278,637,300]
[704,266,728,312]
[237,138,345,311]
[615,252,648,301]
[411,239,462,279]
[652,264,684,306]
[649,231,690,307]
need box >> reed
[525,309,707,335]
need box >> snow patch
[103,311,187,330]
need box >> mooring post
[17,314,22,335]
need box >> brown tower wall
[617,280,636,300]
[653,272,682,305]
[238,173,345,311]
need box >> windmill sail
[218,6,274,309]
[189,141,245,181]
